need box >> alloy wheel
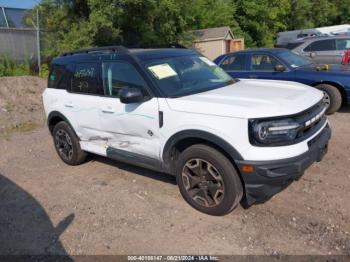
[322,91,331,107]
[182,159,225,207]
[55,129,73,161]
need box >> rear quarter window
[48,65,64,89]
[48,64,72,90]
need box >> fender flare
[162,129,244,163]
[47,111,77,137]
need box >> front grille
[294,100,327,143]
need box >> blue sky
[0,0,38,9]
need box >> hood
[166,79,323,119]
[297,64,350,75]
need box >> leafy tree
[310,0,337,27]
[329,0,350,25]
[29,0,241,57]
[287,0,314,30]
[27,0,121,58]
[115,0,186,46]
[27,0,350,58]
[234,0,290,47]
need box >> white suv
[43,46,331,215]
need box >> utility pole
[36,8,41,74]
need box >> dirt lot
[0,77,349,255]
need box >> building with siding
[192,26,244,60]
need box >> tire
[176,144,243,216]
[315,84,342,114]
[52,121,87,165]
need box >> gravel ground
[0,77,349,255]
[0,108,349,256]
[0,76,46,137]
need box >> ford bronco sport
[43,46,331,215]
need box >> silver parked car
[290,36,350,64]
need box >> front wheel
[176,144,243,216]
[315,84,342,114]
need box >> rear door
[63,62,107,144]
[217,53,250,79]
[302,39,337,64]
[247,53,295,81]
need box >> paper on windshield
[199,57,216,66]
[148,64,177,79]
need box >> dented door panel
[98,98,161,160]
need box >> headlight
[249,118,301,146]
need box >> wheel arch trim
[162,129,244,164]
[47,111,78,138]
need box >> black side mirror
[120,87,144,104]
[274,64,286,72]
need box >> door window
[336,39,350,50]
[71,63,102,95]
[251,55,281,71]
[220,54,246,71]
[304,39,336,52]
[102,62,145,97]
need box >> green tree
[234,0,290,47]
[287,0,314,30]
[29,0,241,57]
[310,0,337,27]
[329,0,350,24]
[30,0,350,56]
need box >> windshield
[278,50,313,68]
[145,55,236,97]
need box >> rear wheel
[176,144,243,216]
[315,84,342,114]
[52,121,87,165]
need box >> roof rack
[60,45,129,57]
[60,43,188,57]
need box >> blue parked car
[214,48,350,114]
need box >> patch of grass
[39,64,49,78]
[0,55,32,77]
[0,122,42,139]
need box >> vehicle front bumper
[236,125,331,207]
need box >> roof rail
[60,45,129,57]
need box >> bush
[39,64,49,78]
[0,55,32,77]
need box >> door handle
[64,102,74,108]
[101,106,115,114]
